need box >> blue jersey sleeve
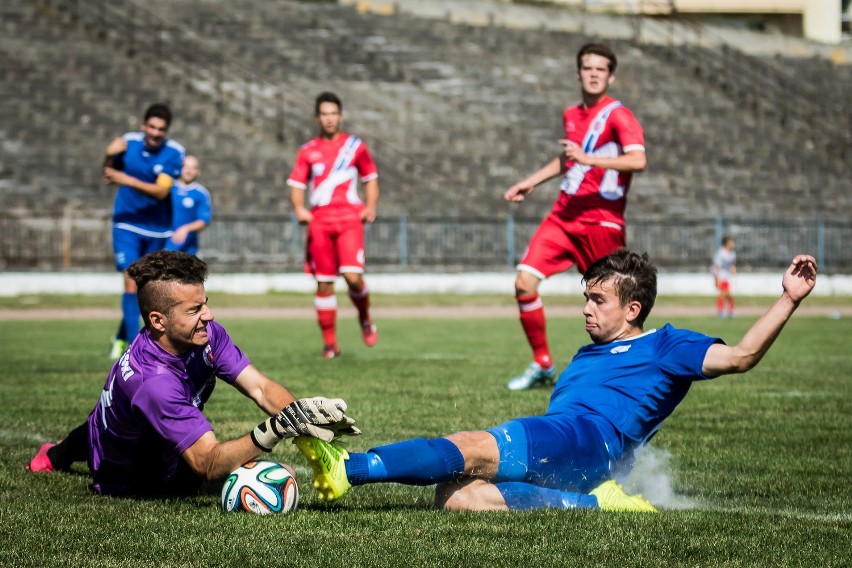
[656,326,723,382]
[162,141,186,180]
[197,186,212,223]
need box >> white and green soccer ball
[221,460,299,514]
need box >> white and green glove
[250,397,360,451]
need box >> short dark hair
[127,250,207,327]
[576,42,617,74]
[143,103,173,127]
[314,92,342,115]
[583,249,656,328]
[722,235,735,246]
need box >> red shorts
[305,216,365,282]
[518,215,626,279]
[717,280,731,293]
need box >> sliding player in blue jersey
[104,103,185,360]
[295,249,817,512]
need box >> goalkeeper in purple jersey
[27,251,360,497]
[295,249,817,512]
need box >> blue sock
[344,453,373,486]
[345,438,465,486]
[121,293,141,343]
[496,482,599,510]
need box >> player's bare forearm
[705,297,797,376]
[573,148,646,172]
[702,255,816,377]
[103,168,170,199]
[104,136,127,157]
[527,156,563,185]
[233,365,297,416]
[184,431,263,482]
[182,220,208,234]
[362,180,379,222]
[505,157,561,201]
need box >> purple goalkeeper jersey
[87,320,250,495]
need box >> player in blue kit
[165,155,212,255]
[105,103,186,360]
[296,249,817,512]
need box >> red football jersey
[555,95,644,226]
[287,133,378,219]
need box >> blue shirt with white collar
[168,180,212,254]
[112,132,185,234]
[547,324,722,456]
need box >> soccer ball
[220,460,299,514]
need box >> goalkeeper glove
[250,397,356,451]
[322,414,362,439]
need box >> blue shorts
[113,226,169,271]
[487,415,614,493]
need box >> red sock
[315,292,337,346]
[716,296,724,313]
[517,293,552,368]
[348,281,371,323]
[728,298,735,313]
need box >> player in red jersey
[504,43,647,390]
[288,92,380,359]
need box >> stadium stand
[0,0,849,270]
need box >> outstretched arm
[180,365,295,481]
[702,255,817,378]
[182,366,358,481]
[504,156,563,202]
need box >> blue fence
[1,212,850,273]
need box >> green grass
[3,291,852,311]
[1,309,850,567]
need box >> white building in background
[544,0,846,44]
[348,1,850,46]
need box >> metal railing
[2,211,850,273]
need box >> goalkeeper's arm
[181,399,359,483]
[251,397,360,451]
[232,366,359,452]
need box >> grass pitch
[1,302,850,567]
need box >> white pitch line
[698,505,852,523]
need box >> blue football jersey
[548,324,722,449]
[112,132,185,233]
[169,181,212,253]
